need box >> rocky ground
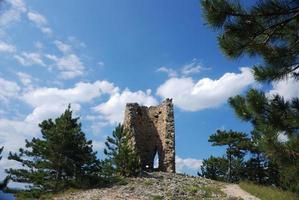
[53,172,259,200]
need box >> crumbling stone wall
[123,98,175,173]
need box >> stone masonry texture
[123,98,175,173]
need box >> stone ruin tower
[123,98,175,173]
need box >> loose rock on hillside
[53,172,241,200]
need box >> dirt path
[222,184,260,200]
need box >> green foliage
[202,129,281,186]
[243,131,280,185]
[104,124,141,177]
[0,146,9,190]
[208,130,250,182]
[201,0,299,82]
[200,155,246,183]
[209,130,250,157]
[152,195,163,200]
[201,0,299,193]
[6,105,103,193]
[0,146,3,161]
[200,185,224,198]
[239,182,299,200]
[229,89,299,192]
[199,156,228,182]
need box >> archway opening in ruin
[153,151,159,170]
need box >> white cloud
[27,11,47,26]
[277,131,289,143]
[67,36,86,48]
[27,10,52,35]
[0,118,38,183]
[181,65,202,76]
[0,119,38,153]
[46,40,85,79]
[268,78,299,100]
[98,61,105,67]
[0,77,20,102]
[23,80,116,107]
[54,40,72,53]
[92,141,105,151]
[0,41,16,53]
[93,89,158,124]
[34,41,43,49]
[22,81,116,123]
[181,59,210,76]
[85,115,109,135]
[16,72,33,86]
[157,67,177,77]
[157,59,211,78]
[176,156,203,173]
[46,52,85,79]
[14,52,46,66]
[157,67,254,111]
[40,27,52,34]
[25,103,81,124]
[0,0,26,29]
[56,54,81,69]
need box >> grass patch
[201,185,224,198]
[239,182,298,200]
[186,185,199,195]
[144,179,154,186]
[152,195,163,200]
[184,184,224,198]
[12,188,82,200]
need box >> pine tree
[229,89,299,191]
[243,131,268,184]
[104,124,141,177]
[201,0,299,81]
[208,130,250,182]
[6,106,103,193]
[199,156,228,182]
[0,147,9,190]
[201,1,299,191]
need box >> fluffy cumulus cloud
[93,89,158,124]
[22,81,116,123]
[0,77,20,102]
[176,156,203,173]
[25,103,82,124]
[0,119,38,153]
[268,77,299,100]
[0,118,39,182]
[157,67,255,111]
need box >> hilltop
[52,172,258,200]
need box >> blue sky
[0,0,298,178]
